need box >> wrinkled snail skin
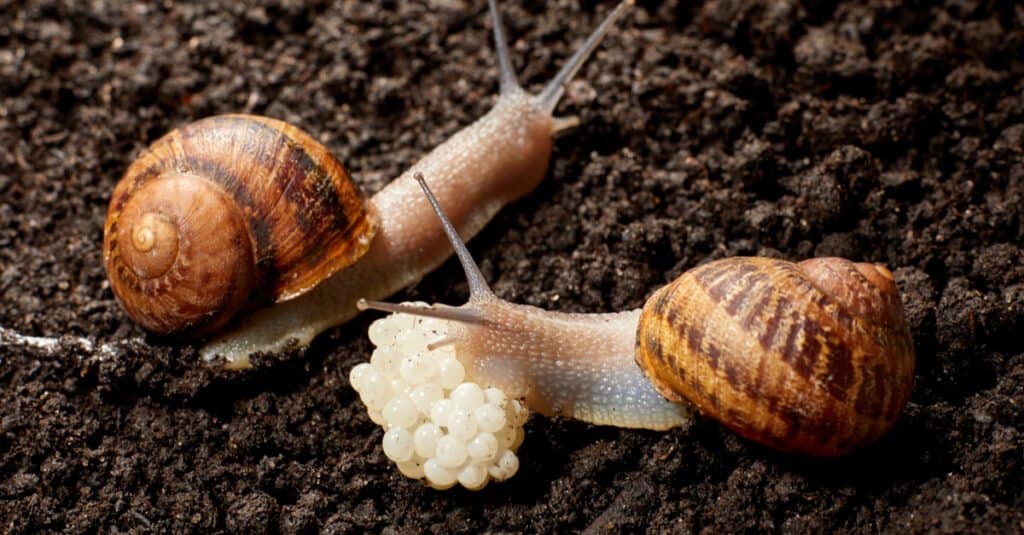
[103,114,376,338]
[196,1,634,367]
[362,176,916,457]
[447,299,693,431]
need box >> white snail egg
[423,458,457,489]
[473,403,506,433]
[367,317,398,346]
[399,352,437,385]
[382,427,414,462]
[467,432,498,463]
[383,397,418,429]
[350,306,529,490]
[458,464,489,491]
[446,407,479,441]
[435,436,468,468]
[450,383,485,410]
[410,384,443,413]
[437,357,465,389]
[370,346,400,374]
[488,450,520,481]
[348,363,374,392]
[430,399,455,427]
[359,373,391,411]
[484,387,506,406]
[413,422,443,458]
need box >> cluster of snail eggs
[349,304,528,490]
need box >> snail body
[359,175,916,457]
[103,1,634,367]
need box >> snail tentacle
[411,173,494,300]
[488,0,519,95]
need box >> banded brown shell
[103,114,378,337]
[635,257,915,457]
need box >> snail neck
[354,169,692,431]
[377,297,693,431]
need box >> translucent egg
[397,459,424,479]
[357,305,532,490]
[413,423,443,458]
[389,378,411,400]
[451,383,485,410]
[495,427,516,449]
[435,436,468,469]
[360,373,391,410]
[396,328,431,351]
[467,432,498,463]
[437,357,465,389]
[488,450,519,481]
[348,363,374,393]
[387,312,416,332]
[382,427,414,462]
[430,399,454,427]
[409,384,443,414]
[484,387,506,406]
[415,317,445,336]
[447,407,478,440]
[458,464,489,491]
[399,353,438,385]
[512,426,525,449]
[424,458,457,488]
[507,399,529,426]
[383,398,418,429]
[370,346,400,373]
[473,403,506,433]
[367,318,399,346]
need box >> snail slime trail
[108,0,635,368]
[360,174,915,465]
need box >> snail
[103,115,377,338]
[102,1,635,368]
[357,174,917,458]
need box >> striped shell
[635,257,915,457]
[103,114,378,336]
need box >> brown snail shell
[636,257,915,457]
[103,114,378,337]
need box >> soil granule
[1,1,1023,533]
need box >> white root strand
[0,325,132,362]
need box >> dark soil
[2,0,1023,533]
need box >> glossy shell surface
[636,257,915,456]
[103,114,377,335]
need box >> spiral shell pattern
[636,257,915,457]
[103,114,377,336]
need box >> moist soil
[1,1,1023,533]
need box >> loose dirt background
[1,0,1022,533]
